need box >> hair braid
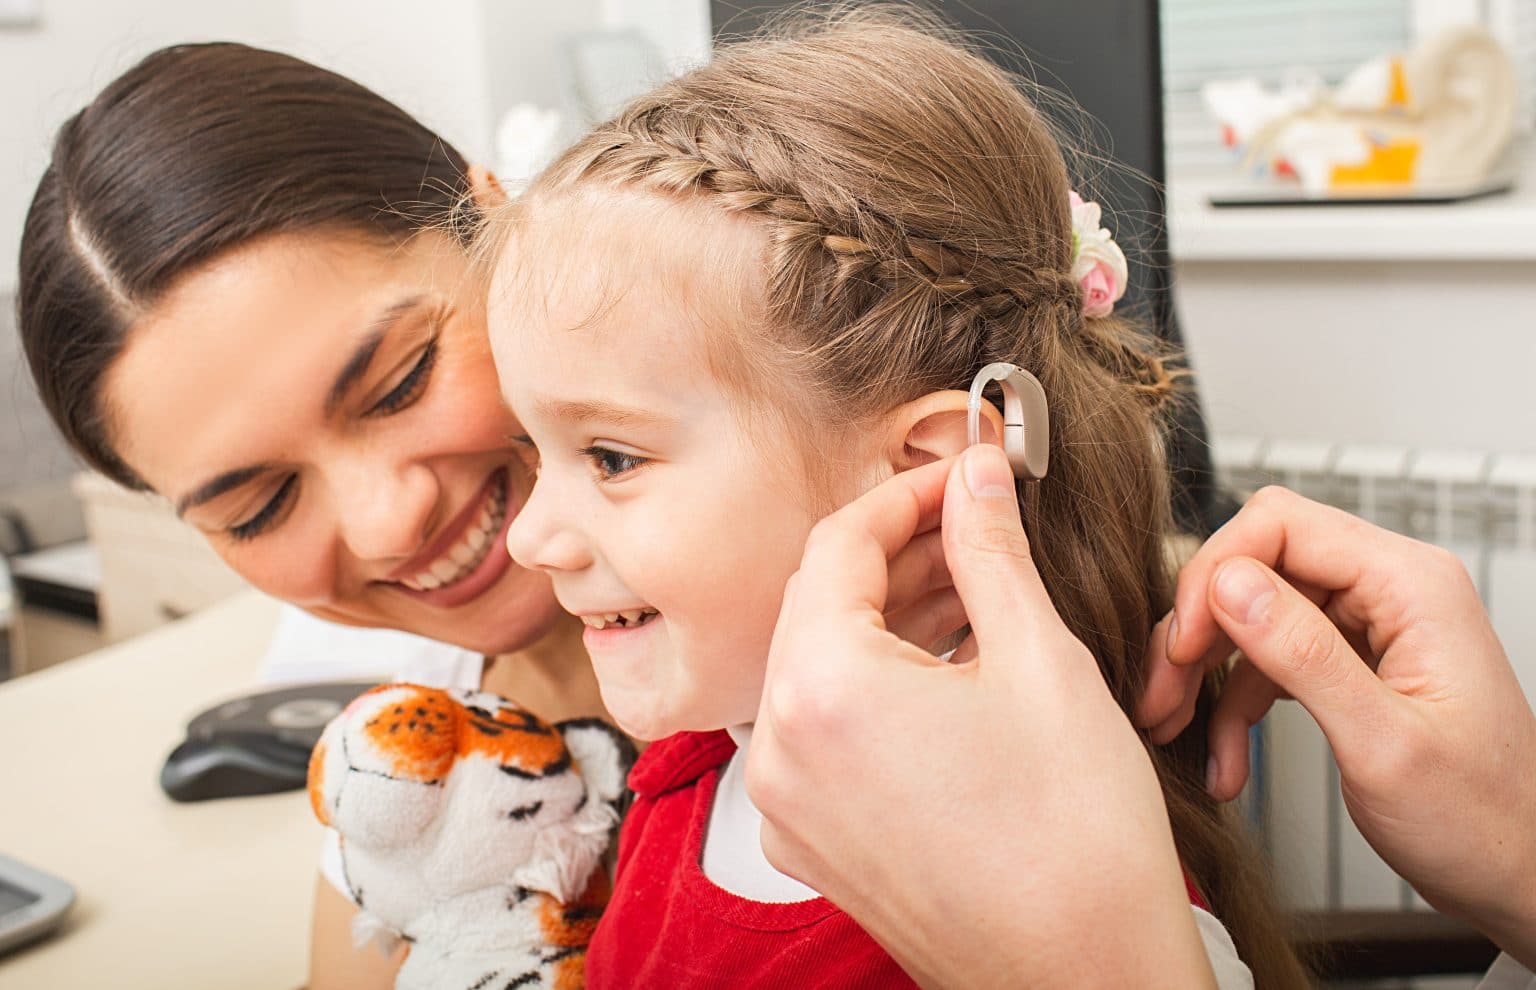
[510,9,1310,984]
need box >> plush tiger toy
[308,684,633,990]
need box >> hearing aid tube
[966,362,1049,481]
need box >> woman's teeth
[582,608,659,630]
[400,479,508,592]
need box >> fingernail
[1205,755,1219,795]
[963,444,1015,499]
[1165,613,1180,659]
[1214,559,1275,626]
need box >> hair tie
[1068,191,1128,319]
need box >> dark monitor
[709,1,1170,334]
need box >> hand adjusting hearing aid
[967,362,1049,481]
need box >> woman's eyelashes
[366,336,439,417]
[229,474,298,542]
[228,330,442,542]
[579,444,649,481]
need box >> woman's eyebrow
[175,294,431,517]
[324,294,428,416]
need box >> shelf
[1168,156,1536,263]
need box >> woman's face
[104,229,565,655]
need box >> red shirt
[585,730,917,989]
[585,730,1213,989]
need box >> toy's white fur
[310,685,630,990]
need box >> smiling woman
[15,42,608,990]
[18,41,574,662]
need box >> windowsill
[1168,154,1536,264]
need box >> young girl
[483,10,1308,988]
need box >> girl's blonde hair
[505,6,1307,984]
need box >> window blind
[1515,0,1536,133]
[1161,0,1533,169]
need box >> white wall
[1177,258,1536,456]
[603,0,711,72]
[0,1,295,296]
[0,0,630,294]
[286,0,497,166]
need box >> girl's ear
[882,389,1003,473]
[467,164,509,211]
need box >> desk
[0,592,320,989]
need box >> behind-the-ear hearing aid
[967,362,1049,481]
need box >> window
[1162,0,1534,169]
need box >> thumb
[1208,557,1396,761]
[942,444,1061,660]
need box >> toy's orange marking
[1388,57,1410,108]
[553,953,585,990]
[539,870,609,989]
[1330,139,1419,187]
[457,703,568,776]
[360,686,460,782]
[307,738,331,826]
[539,868,611,948]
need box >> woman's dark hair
[18,43,473,490]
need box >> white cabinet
[71,472,248,645]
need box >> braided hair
[495,8,1308,984]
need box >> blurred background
[1,2,1534,986]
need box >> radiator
[1211,436,1536,913]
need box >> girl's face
[489,190,842,741]
[106,230,567,655]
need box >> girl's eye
[578,444,648,481]
[367,338,439,417]
[229,474,298,542]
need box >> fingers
[883,530,953,615]
[1205,556,1394,760]
[792,457,954,621]
[1165,487,1421,670]
[940,445,1073,667]
[884,587,969,652]
[1204,657,1284,801]
[1136,613,1234,740]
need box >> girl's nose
[504,471,592,574]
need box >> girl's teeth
[450,542,479,567]
[621,609,644,624]
[467,527,488,551]
[417,573,442,590]
[430,558,460,583]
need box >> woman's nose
[504,472,592,574]
[332,460,437,564]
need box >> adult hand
[1137,486,1536,968]
[747,444,1215,989]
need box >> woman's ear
[882,389,1003,473]
[467,164,510,211]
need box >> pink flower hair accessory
[1068,191,1128,319]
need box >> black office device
[160,680,378,802]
